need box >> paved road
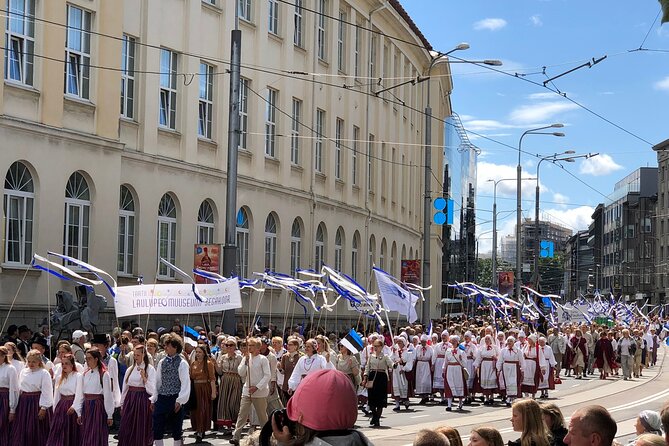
[112,348,668,445]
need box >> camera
[259,409,295,446]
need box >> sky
[402,1,669,254]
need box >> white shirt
[121,363,156,405]
[274,347,286,385]
[238,354,271,398]
[11,359,23,377]
[74,368,115,419]
[53,371,81,408]
[0,363,18,413]
[18,367,53,409]
[288,354,328,391]
[53,362,84,384]
[151,355,191,406]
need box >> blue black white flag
[183,325,199,347]
[340,329,364,354]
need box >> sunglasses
[225,344,236,347]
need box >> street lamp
[488,177,535,289]
[516,124,564,303]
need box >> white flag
[374,267,419,323]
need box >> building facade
[653,138,669,304]
[0,0,450,330]
[564,230,594,300]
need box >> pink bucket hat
[286,369,357,431]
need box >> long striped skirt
[216,372,242,428]
[0,388,9,445]
[46,395,79,446]
[80,394,109,446]
[118,386,152,446]
[9,391,52,446]
[191,381,212,433]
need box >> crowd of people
[0,314,666,446]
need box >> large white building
[0,0,451,331]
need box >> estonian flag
[340,329,364,354]
[183,325,199,347]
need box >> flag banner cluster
[340,328,365,354]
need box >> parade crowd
[0,314,668,446]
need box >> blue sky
[402,0,669,254]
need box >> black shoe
[195,433,203,443]
[446,407,452,411]
[229,440,240,445]
[392,406,401,412]
[506,402,511,407]
[419,398,428,405]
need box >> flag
[340,329,364,354]
[373,267,419,323]
[183,325,199,347]
[160,258,202,301]
[661,0,669,24]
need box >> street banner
[114,279,242,317]
[401,259,421,285]
[194,244,221,284]
[498,271,514,296]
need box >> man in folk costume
[391,336,413,411]
[537,336,557,399]
[91,334,121,411]
[473,334,499,406]
[443,335,468,411]
[414,334,433,404]
[547,327,566,379]
[462,331,477,404]
[497,336,524,407]
[430,331,450,404]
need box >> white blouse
[53,371,81,408]
[120,363,157,405]
[11,359,23,377]
[74,368,115,419]
[18,367,54,409]
[0,363,18,413]
[53,362,84,384]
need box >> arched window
[351,231,360,280]
[236,207,250,278]
[3,162,34,265]
[391,241,397,277]
[64,172,90,262]
[315,223,326,271]
[197,200,215,244]
[118,185,135,274]
[369,235,376,273]
[334,227,344,272]
[380,238,387,270]
[157,193,177,278]
[264,213,278,271]
[290,218,302,275]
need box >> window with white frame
[236,208,249,278]
[290,218,301,275]
[120,35,136,119]
[118,185,135,275]
[291,98,301,164]
[380,239,386,270]
[3,161,33,265]
[315,223,325,270]
[268,0,279,35]
[368,235,375,272]
[370,34,376,78]
[4,0,35,85]
[293,0,303,47]
[351,233,358,280]
[352,126,359,186]
[337,10,346,72]
[368,134,374,192]
[239,0,252,21]
[198,62,214,139]
[315,109,325,173]
[197,200,215,244]
[354,22,360,78]
[316,0,327,60]
[65,5,91,99]
[157,193,177,278]
[334,227,343,272]
[335,118,343,179]
[264,213,277,271]
[64,172,90,263]
[265,87,278,157]
[239,78,249,149]
[159,48,178,129]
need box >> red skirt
[118,386,152,446]
[9,391,52,446]
[80,394,109,446]
[46,395,79,446]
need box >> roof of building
[388,0,432,52]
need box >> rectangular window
[335,118,343,179]
[64,201,90,263]
[335,243,342,272]
[268,0,279,34]
[238,0,252,21]
[120,35,136,119]
[159,48,178,129]
[317,0,327,60]
[3,192,33,265]
[293,0,303,47]
[352,126,359,186]
[198,62,214,139]
[239,77,249,149]
[265,87,278,157]
[118,212,134,274]
[315,109,325,173]
[351,245,358,280]
[65,5,92,99]
[236,228,249,278]
[197,222,213,245]
[368,134,374,192]
[370,34,376,79]
[354,23,360,77]
[157,219,176,278]
[291,98,301,164]
[337,10,346,72]
[4,0,35,85]
[290,235,301,276]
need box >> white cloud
[477,162,541,199]
[541,206,595,233]
[599,91,615,95]
[654,76,669,91]
[530,15,543,27]
[527,92,556,100]
[552,192,569,207]
[509,101,579,124]
[461,119,510,132]
[578,154,623,176]
[473,18,508,31]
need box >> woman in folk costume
[593,329,616,380]
[463,331,478,403]
[442,335,468,412]
[46,354,81,446]
[496,337,524,407]
[288,339,330,392]
[0,346,18,445]
[430,331,450,404]
[537,337,557,399]
[391,336,413,411]
[215,337,243,435]
[118,345,156,446]
[473,334,498,406]
[362,339,393,428]
[189,344,217,443]
[414,334,433,404]
[521,334,545,399]
[570,329,587,379]
[496,332,507,351]
[9,349,53,445]
[74,348,115,446]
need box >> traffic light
[433,197,453,225]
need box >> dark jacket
[551,426,568,446]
